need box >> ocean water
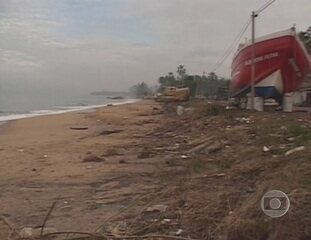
[0,89,136,123]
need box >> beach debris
[176,105,184,116]
[176,229,184,235]
[100,129,123,135]
[43,154,48,158]
[18,148,25,152]
[287,137,295,142]
[188,142,211,154]
[60,205,72,211]
[235,117,251,124]
[285,146,305,156]
[83,155,105,162]
[269,133,282,137]
[181,155,188,159]
[86,165,93,169]
[203,173,226,178]
[146,204,168,213]
[188,139,222,155]
[70,127,89,130]
[206,142,223,153]
[161,218,171,224]
[263,146,270,152]
[19,227,57,238]
[280,126,287,130]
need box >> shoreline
[0,98,139,127]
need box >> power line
[256,0,277,15]
[209,0,277,74]
[211,17,251,72]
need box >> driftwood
[40,201,57,237]
[70,127,89,130]
[100,129,123,135]
[1,215,20,240]
[42,231,198,240]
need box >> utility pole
[250,0,276,110]
[250,11,257,110]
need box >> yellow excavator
[155,87,190,102]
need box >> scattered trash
[235,117,252,124]
[146,204,167,213]
[161,218,171,224]
[176,229,183,235]
[287,137,295,142]
[86,166,93,169]
[180,155,188,159]
[18,149,25,152]
[280,126,287,130]
[176,105,184,116]
[285,146,305,156]
[43,155,48,158]
[60,205,72,210]
[263,146,270,152]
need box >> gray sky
[0,0,310,93]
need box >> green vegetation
[299,26,311,54]
[286,121,311,145]
[206,104,222,116]
[158,65,230,98]
[129,65,230,98]
[129,82,153,98]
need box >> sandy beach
[0,100,310,240]
[0,100,165,234]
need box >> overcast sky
[0,0,310,93]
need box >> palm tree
[176,65,186,86]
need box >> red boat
[230,28,311,100]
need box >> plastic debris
[285,146,305,156]
[146,204,167,213]
[176,105,184,116]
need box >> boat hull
[230,29,311,99]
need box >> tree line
[299,26,311,54]
[130,65,230,99]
